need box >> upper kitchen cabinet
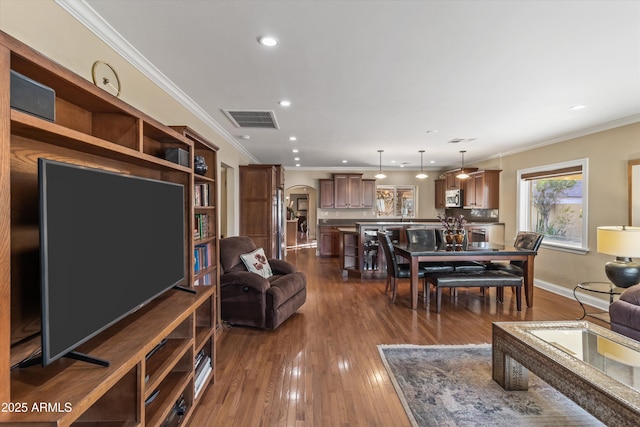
[434,179,446,209]
[320,174,375,209]
[443,168,479,190]
[463,170,501,209]
[362,179,376,209]
[334,174,362,208]
[320,179,335,208]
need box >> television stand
[17,351,110,369]
[174,285,197,294]
[64,351,110,367]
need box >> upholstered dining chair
[435,228,486,272]
[487,231,544,274]
[487,231,544,299]
[406,227,438,247]
[377,231,429,304]
[405,228,455,274]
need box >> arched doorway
[285,185,317,246]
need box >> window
[376,185,417,218]
[517,159,588,253]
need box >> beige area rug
[378,344,605,427]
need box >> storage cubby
[145,349,193,427]
[144,316,194,399]
[73,366,139,426]
[0,30,218,426]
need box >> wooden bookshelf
[0,30,217,426]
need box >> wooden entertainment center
[0,30,220,426]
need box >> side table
[573,281,623,322]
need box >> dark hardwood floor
[190,245,603,426]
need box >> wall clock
[91,60,121,98]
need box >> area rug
[378,344,605,427]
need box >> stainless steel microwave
[445,189,463,207]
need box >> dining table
[393,241,538,310]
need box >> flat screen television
[38,158,185,366]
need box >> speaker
[10,70,56,122]
[165,148,190,167]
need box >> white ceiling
[74,0,639,171]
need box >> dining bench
[425,270,523,313]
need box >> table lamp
[597,226,640,288]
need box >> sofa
[609,284,640,341]
[219,236,307,329]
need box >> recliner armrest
[268,258,297,275]
[220,271,270,293]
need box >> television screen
[39,158,185,366]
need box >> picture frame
[297,198,308,211]
[630,159,640,226]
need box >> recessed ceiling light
[570,104,586,110]
[294,157,300,161]
[289,136,297,141]
[239,135,251,140]
[430,160,435,164]
[292,149,299,153]
[391,160,396,164]
[296,164,301,167]
[342,160,348,163]
[258,36,278,47]
[279,100,291,107]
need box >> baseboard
[534,279,610,312]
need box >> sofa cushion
[240,247,273,278]
[620,284,640,305]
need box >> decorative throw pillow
[240,247,273,278]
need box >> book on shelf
[194,354,212,399]
[194,183,210,207]
[194,213,210,240]
[194,242,212,274]
[195,349,206,368]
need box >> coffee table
[492,320,640,426]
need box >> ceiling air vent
[447,138,476,144]
[222,109,280,129]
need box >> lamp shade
[597,226,640,288]
[597,226,640,258]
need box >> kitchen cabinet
[334,174,363,208]
[319,175,375,209]
[434,179,446,209]
[362,179,376,208]
[443,168,479,190]
[319,226,341,256]
[464,170,501,209]
[320,179,335,208]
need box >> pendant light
[416,150,428,179]
[456,150,470,179]
[375,150,386,179]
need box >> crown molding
[487,113,640,161]
[55,0,257,163]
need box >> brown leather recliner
[219,236,306,329]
